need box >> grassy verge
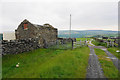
[94,48,119,78]
[107,47,120,60]
[3,47,90,78]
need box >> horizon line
[0,29,118,33]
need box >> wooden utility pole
[69,14,71,38]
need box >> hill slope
[58,30,118,38]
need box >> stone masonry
[15,19,58,45]
[2,38,43,55]
[2,19,58,55]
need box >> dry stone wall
[2,38,43,55]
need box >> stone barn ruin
[15,19,58,47]
[2,19,58,55]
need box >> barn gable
[15,19,38,39]
[15,19,58,43]
[16,19,37,30]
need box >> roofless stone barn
[2,19,58,55]
[15,19,58,43]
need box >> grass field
[107,47,120,60]
[3,47,90,78]
[92,39,107,47]
[94,48,119,78]
[49,42,72,49]
[76,38,91,41]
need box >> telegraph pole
[69,14,71,38]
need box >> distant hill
[58,30,118,38]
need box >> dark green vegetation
[58,30,118,38]
[107,47,120,60]
[3,47,90,78]
[94,48,119,78]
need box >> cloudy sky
[0,0,119,32]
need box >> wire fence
[45,39,73,50]
[45,39,88,50]
[73,40,88,49]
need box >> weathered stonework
[15,19,58,45]
[2,38,43,55]
[2,19,58,55]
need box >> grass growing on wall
[94,48,119,78]
[2,47,90,78]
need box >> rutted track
[86,46,105,78]
[102,49,120,72]
[91,46,120,72]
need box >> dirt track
[86,46,105,78]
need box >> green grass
[0,56,2,79]
[94,48,119,78]
[49,42,72,49]
[107,47,120,60]
[3,47,90,78]
[92,39,107,47]
[76,38,91,41]
[92,38,119,47]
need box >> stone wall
[1,37,74,55]
[2,38,44,55]
[37,26,57,43]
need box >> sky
[0,0,119,33]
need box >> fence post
[118,38,120,47]
[85,39,87,46]
[112,41,114,47]
[72,39,73,49]
[84,41,86,46]
[107,41,109,48]
[110,41,112,47]
[56,40,58,49]
[80,40,81,46]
